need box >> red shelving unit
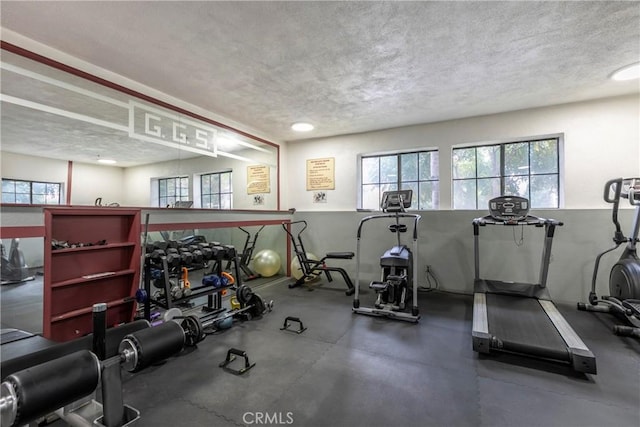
[43,208,141,341]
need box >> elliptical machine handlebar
[604,178,625,243]
[604,177,623,204]
[238,224,265,237]
[282,220,309,238]
[357,213,421,239]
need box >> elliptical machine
[227,225,265,281]
[578,177,640,338]
[353,190,421,322]
[1,239,33,285]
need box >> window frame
[157,176,189,208]
[359,149,440,211]
[1,178,62,205]
[451,135,563,210]
[200,170,233,209]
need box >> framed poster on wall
[247,165,270,194]
[306,157,335,191]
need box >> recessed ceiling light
[610,62,640,81]
[291,122,314,132]
[98,158,117,164]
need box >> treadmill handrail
[473,215,563,228]
[473,215,561,287]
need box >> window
[1,179,62,205]
[158,176,189,207]
[452,138,560,209]
[361,150,439,210]
[201,171,232,209]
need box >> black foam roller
[103,320,150,357]
[124,321,185,372]
[7,350,99,426]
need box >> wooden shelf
[52,242,136,254]
[44,208,141,341]
[51,269,136,289]
[51,297,134,323]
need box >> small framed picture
[253,194,265,205]
[313,192,327,203]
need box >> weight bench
[1,321,149,379]
[282,221,355,295]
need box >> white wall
[0,152,128,207]
[278,95,639,304]
[0,151,277,209]
[1,152,69,198]
[122,149,278,209]
[285,95,640,210]
[71,162,125,206]
[293,208,637,304]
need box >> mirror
[0,47,279,210]
[0,223,288,334]
[143,224,287,300]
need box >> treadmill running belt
[487,293,569,360]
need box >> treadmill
[472,196,597,374]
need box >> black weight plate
[180,317,195,346]
[249,294,266,317]
[193,315,204,344]
[236,285,253,306]
[182,315,203,346]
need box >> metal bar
[473,223,481,280]
[538,299,590,351]
[628,205,640,251]
[472,292,489,334]
[412,216,420,309]
[352,307,419,323]
[538,222,555,289]
[100,357,125,427]
[354,236,361,300]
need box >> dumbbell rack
[142,245,243,322]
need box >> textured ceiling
[0,51,276,167]
[1,1,639,151]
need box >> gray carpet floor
[2,276,639,427]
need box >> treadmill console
[381,190,412,212]
[488,196,529,222]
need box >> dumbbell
[222,245,237,259]
[147,249,166,263]
[197,243,213,261]
[178,248,194,266]
[152,241,169,251]
[165,248,182,268]
[170,280,183,300]
[188,245,204,264]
